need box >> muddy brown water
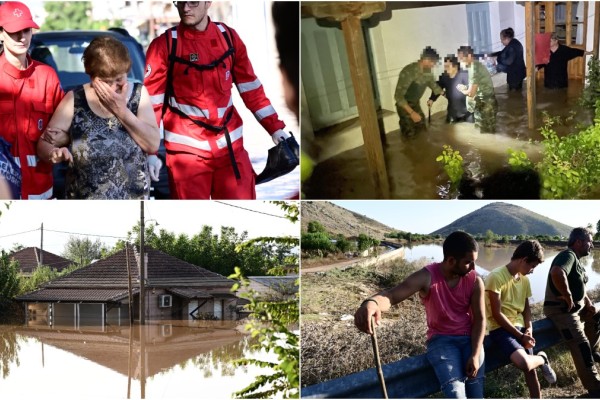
[0,320,273,399]
[304,80,594,199]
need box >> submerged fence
[302,317,564,398]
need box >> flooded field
[0,320,273,399]
[303,80,594,199]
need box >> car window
[30,35,145,92]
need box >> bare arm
[94,80,160,154]
[550,265,574,311]
[37,91,74,163]
[467,276,485,379]
[354,268,430,335]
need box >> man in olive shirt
[394,47,443,137]
[457,45,498,133]
[544,227,600,397]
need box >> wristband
[361,298,379,308]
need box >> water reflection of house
[16,247,238,327]
[9,247,72,278]
[14,322,246,385]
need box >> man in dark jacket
[492,27,526,91]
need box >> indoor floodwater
[304,80,593,199]
[0,320,274,399]
[403,244,600,303]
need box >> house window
[159,294,172,308]
[466,3,493,54]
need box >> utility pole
[39,223,43,267]
[139,201,145,325]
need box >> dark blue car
[30,30,169,199]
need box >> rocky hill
[430,202,573,237]
[301,201,396,238]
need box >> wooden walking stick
[371,315,388,399]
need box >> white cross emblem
[13,8,23,18]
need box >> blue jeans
[426,335,485,398]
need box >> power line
[43,229,128,240]
[213,201,288,219]
[0,228,40,239]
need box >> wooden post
[566,1,573,46]
[526,2,536,130]
[302,2,389,198]
[341,16,389,198]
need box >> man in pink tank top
[355,231,485,398]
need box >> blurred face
[176,1,211,29]
[93,73,128,94]
[0,28,32,57]
[550,37,559,47]
[451,251,478,276]
[457,52,471,67]
[421,58,437,72]
[500,35,510,47]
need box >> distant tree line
[384,231,442,242]
[302,221,380,257]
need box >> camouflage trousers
[472,96,498,133]
[396,104,426,137]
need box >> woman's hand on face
[93,78,128,118]
[42,127,69,147]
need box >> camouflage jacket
[468,61,495,99]
[394,62,442,108]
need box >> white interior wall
[369,4,470,122]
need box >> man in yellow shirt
[485,240,556,398]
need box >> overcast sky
[0,201,298,256]
[330,200,600,235]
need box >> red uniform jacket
[144,19,285,159]
[0,54,63,199]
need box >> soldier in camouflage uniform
[457,46,498,133]
[394,47,443,137]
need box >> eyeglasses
[173,1,200,8]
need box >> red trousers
[166,149,256,199]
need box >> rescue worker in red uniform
[0,1,63,199]
[144,1,291,199]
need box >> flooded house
[301,1,599,199]
[16,246,239,327]
[246,275,299,300]
[9,247,73,277]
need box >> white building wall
[369,4,470,128]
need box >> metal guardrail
[302,317,563,398]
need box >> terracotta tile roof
[9,247,73,273]
[16,246,234,303]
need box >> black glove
[256,133,299,185]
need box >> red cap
[0,2,39,33]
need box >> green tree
[596,220,600,241]
[301,232,333,257]
[307,221,326,234]
[229,202,299,398]
[357,233,378,252]
[334,234,351,253]
[502,235,510,244]
[19,265,72,294]
[42,2,121,31]
[484,230,495,246]
[0,253,20,303]
[62,236,107,268]
[116,223,293,277]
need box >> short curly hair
[82,35,131,79]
